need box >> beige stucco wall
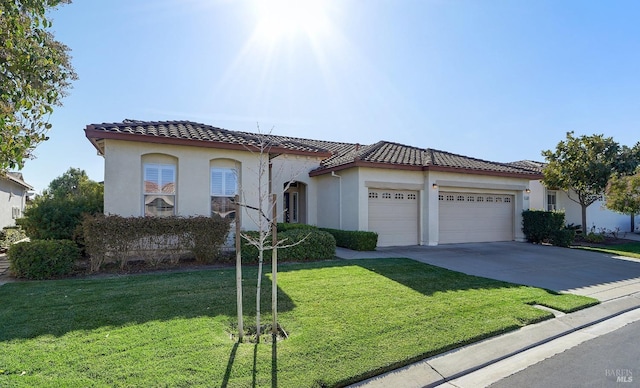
[270,155,324,225]
[0,177,29,229]
[318,166,532,245]
[103,139,276,231]
[103,140,329,231]
[315,173,341,229]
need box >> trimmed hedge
[277,223,318,232]
[241,229,336,262]
[319,228,378,251]
[522,210,575,247]
[8,239,80,279]
[550,228,576,248]
[82,215,231,271]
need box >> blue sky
[20,0,640,192]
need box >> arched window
[211,159,239,219]
[143,155,177,217]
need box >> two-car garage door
[438,192,514,244]
[368,189,515,246]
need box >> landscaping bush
[277,223,318,232]
[550,228,576,248]
[241,229,336,262]
[8,239,80,279]
[0,226,27,252]
[522,210,570,245]
[319,228,378,251]
[583,232,606,243]
[82,215,231,271]
[16,168,103,246]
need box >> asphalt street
[488,319,640,388]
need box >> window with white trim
[144,163,176,217]
[211,168,237,219]
[547,192,557,211]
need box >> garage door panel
[439,192,514,244]
[368,189,418,247]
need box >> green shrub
[550,228,576,248]
[8,239,80,279]
[0,226,27,252]
[17,195,102,243]
[277,223,318,232]
[584,232,606,243]
[522,210,567,244]
[241,229,336,263]
[319,228,378,251]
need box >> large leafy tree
[0,0,77,171]
[541,132,621,234]
[605,171,640,233]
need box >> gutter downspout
[331,171,342,229]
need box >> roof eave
[309,160,544,179]
[84,127,332,158]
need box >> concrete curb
[349,293,640,388]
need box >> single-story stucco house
[85,119,550,246]
[0,172,33,230]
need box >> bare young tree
[235,126,310,342]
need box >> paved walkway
[340,238,640,387]
[0,253,9,285]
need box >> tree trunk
[256,248,263,342]
[581,204,588,234]
[271,194,278,338]
[234,195,244,342]
[632,213,636,233]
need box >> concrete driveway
[336,242,640,301]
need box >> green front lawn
[576,242,640,259]
[0,258,597,387]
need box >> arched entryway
[283,181,307,224]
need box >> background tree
[541,132,621,234]
[606,169,640,233]
[17,167,103,241]
[0,0,77,172]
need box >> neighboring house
[0,172,33,230]
[513,160,639,234]
[85,120,543,246]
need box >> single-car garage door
[439,192,514,244]
[368,189,419,246]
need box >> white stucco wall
[0,177,29,229]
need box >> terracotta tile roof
[506,160,546,173]
[313,141,542,176]
[85,120,542,178]
[85,120,332,156]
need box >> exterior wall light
[432,183,438,189]
[525,188,531,193]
